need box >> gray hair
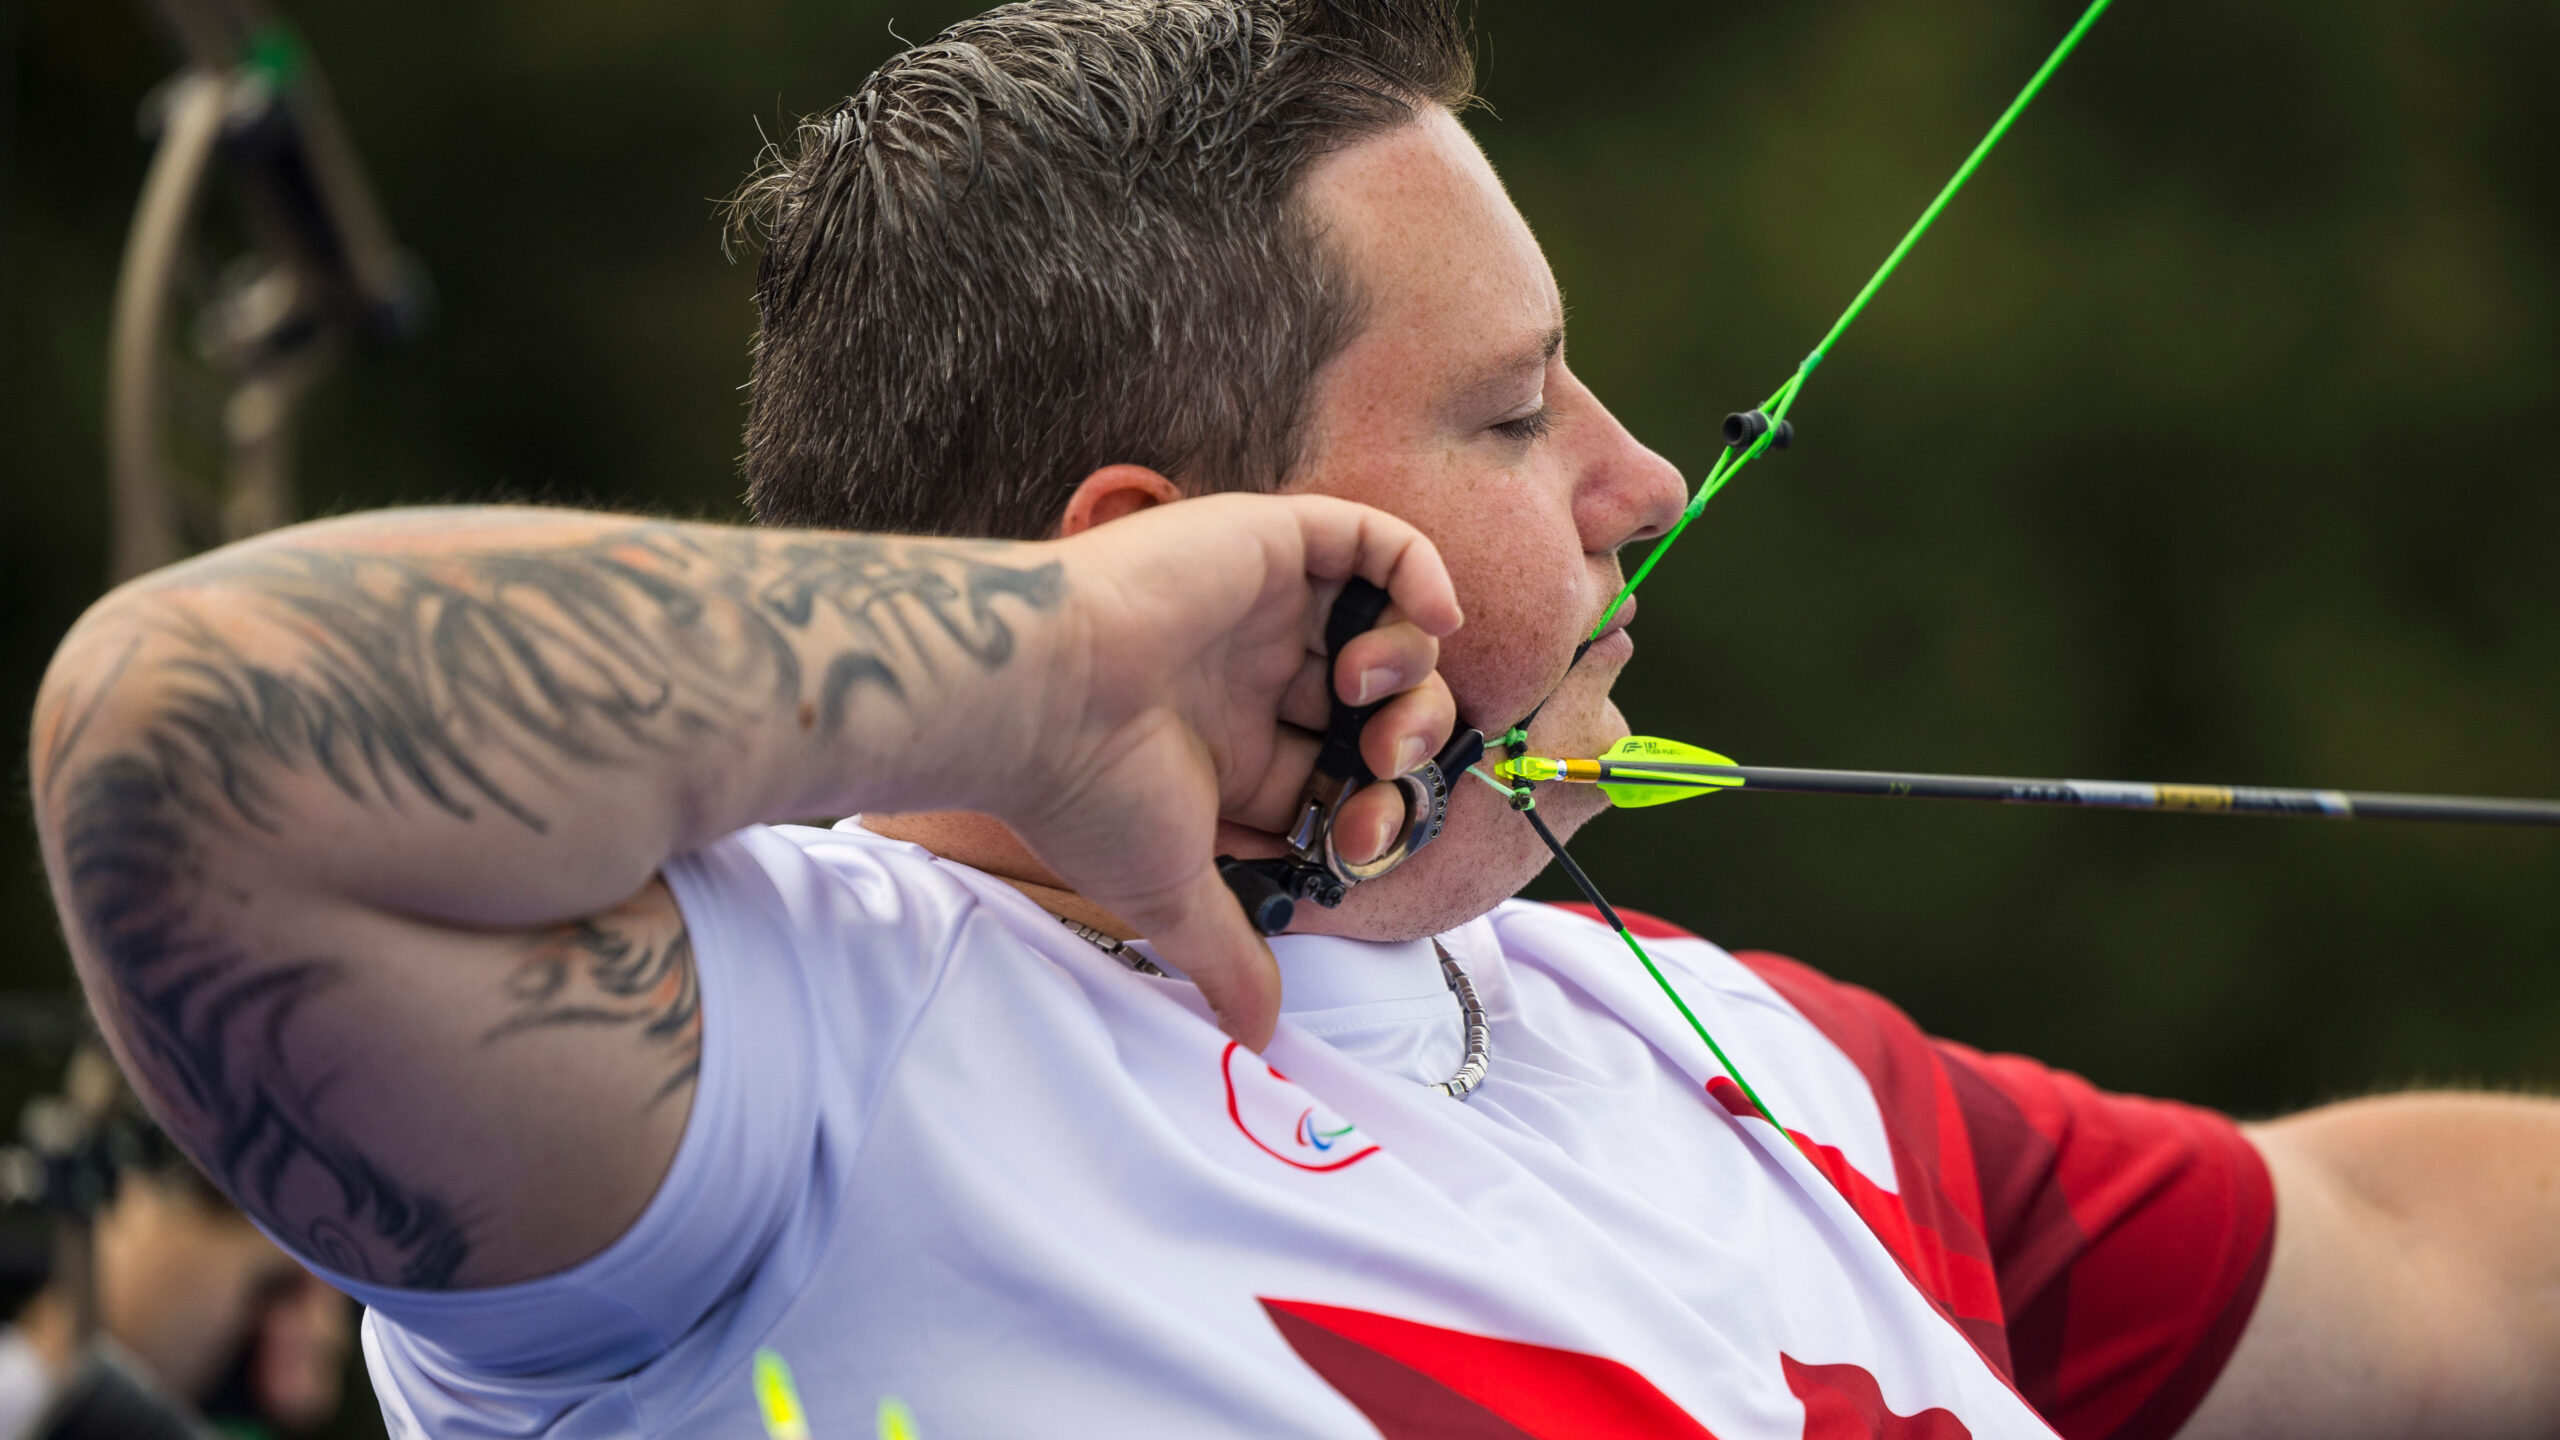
[730,0,1474,539]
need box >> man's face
[1267,108,1688,940]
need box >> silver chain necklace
[1059,917,1491,1099]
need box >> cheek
[1434,523,1588,727]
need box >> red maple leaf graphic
[1783,1356,1974,1440]
[1264,1299,1975,1440]
[1262,1299,1716,1440]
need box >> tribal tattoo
[37,518,1061,1286]
[493,886,704,1110]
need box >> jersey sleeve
[1728,946,2274,1440]
[294,823,957,1427]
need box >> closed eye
[1493,406,1555,443]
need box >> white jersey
[302,821,2268,1440]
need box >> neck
[861,811,1139,941]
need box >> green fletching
[1604,736,1736,767]
[1597,736,1744,808]
[1601,778,1707,809]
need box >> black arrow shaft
[1589,762,2560,827]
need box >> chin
[1584,696,1633,757]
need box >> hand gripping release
[1217,578,1484,936]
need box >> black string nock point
[1435,728,1487,782]
[1508,788,1537,812]
[1721,411,1794,451]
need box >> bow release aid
[1219,578,1486,936]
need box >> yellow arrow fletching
[1598,736,1743,809]
[1603,735,1737,767]
[1496,738,1742,808]
[1600,776,1714,808]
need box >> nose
[1562,369,1687,553]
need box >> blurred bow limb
[107,0,427,582]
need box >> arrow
[1494,737,2560,827]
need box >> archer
[29,3,2559,1436]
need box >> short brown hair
[732,0,1474,539]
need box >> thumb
[1127,865,1284,1051]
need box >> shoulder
[1485,899,1904,1182]
[1500,902,2274,1438]
[667,821,1045,1094]
[670,821,998,964]
[1494,899,1953,1091]
[1486,898,1798,1011]
[348,823,1012,1421]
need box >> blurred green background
[3,1,2555,1424]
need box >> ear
[1057,464,1184,537]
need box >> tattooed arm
[29,500,1459,1289]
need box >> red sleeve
[1548,905,2274,1440]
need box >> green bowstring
[1513,787,1802,1142]
[1606,918,1797,1140]
[1591,0,2117,643]
[1531,0,2115,1147]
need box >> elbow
[30,578,192,842]
[30,592,226,995]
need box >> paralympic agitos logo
[1221,1042,1381,1172]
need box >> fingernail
[1393,736,1427,776]
[1354,667,1400,705]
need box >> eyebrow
[1510,324,1567,376]
[1449,323,1566,413]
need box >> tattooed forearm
[39,521,1063,831]
[34,511,1064,1287]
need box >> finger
[1277,652,1333,733]
[1226,726,1321,833]
[1121,865,1284,1050]
[1332,621,1440,708]
[1331,781,1409,866]
[1283,496,1463,638]
[1356,672,1457,783]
